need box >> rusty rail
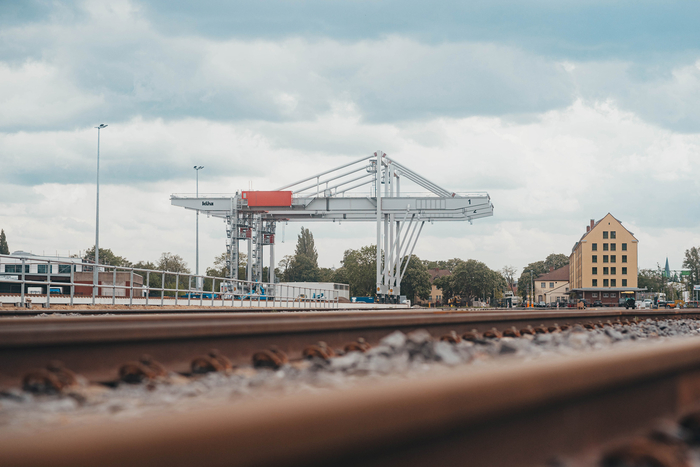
[0,308,698,388]
[4,334,700,466]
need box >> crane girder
[170,150,494,303]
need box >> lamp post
[93,124,107,304]
[194,166,204,290]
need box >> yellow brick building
[569,213,640,305]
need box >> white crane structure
[171,151,494,303]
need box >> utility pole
[194,166,204,289]
[93,124,107,305]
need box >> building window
[622,255,627,263]
[611,255,616,263]
[603,231,609,239]
[565,288,569,292]
[549,282,553,288]
[37,264,48,274]
[611,279,616,287]
[592,280,598,287]
[610,231,616,239]
[603,279,609,287]
[592,255,598,263]
[58,265,72,274]
[592,267,598,275]
[611,267,616,275]
[622,267,627,275]
[622,243,627,251]
[611,292,617,297]
[603,243,609,251]
[603,255,608,263]
[603,267,609,275]
[610,243,616,251]
[592,243,598,251]
[541,282,546,288]
[622,279,627,286]
[5,265,30,273]
[603,292,609,297]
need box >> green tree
[147,252,191,296]
[319,267,335,282]
[517,261,548,300]
[278,255,293,280]
[433,275,456,303]
[286,254,321,282]
[285,227,321,282]
[638,267,666,293]
[544,254,569,271]
[422,258,463,272]
[683,247,700,288]
[335,245,377,297]
[0,229,9,255]
[433,260,505,305]
[294,227,318,264]
[132,261,161,294]
[400,254,431,302]
[82,246,132,267]
[501,265,517,291]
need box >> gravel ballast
[2,317,700,434]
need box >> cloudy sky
[1,0,699,276]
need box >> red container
[242,191,292,207]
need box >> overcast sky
[1,0,700,276]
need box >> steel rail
[4,333,700,466]
[0,309,697,389]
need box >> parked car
[592,300,603,307]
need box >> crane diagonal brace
[170,151,494,303]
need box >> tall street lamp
[194,166,204,289]
[94,124,107,304]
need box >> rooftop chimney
[549,266,554,272]
[586,226,590,233]
[590,219,595,229]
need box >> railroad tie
[191,349,234,374]
[252,347,289,370]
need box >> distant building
[533,265,569,304]
[424,268,451,305]
[569,214,641,305]
[0,251,143,296]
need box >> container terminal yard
[2,153,700,467]
[3,3,700,466]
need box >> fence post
[211,277,216,307]
[175,273,179,306]
[160,271,165,307]
[46,260,51,309]
[70,264,74,307]
[129,269,134,307]
[112,266,116,306]
[187,276,191,307]
[145,271,150,306]
[20,258,26,307]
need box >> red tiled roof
[427,268,451,283]
[537,264,569,282]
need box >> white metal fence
[0,254,339,309]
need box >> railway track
[3,309,700,466]
[1,308,693,388]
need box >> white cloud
[2,99,700,273]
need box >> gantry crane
[171,151,494,303]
